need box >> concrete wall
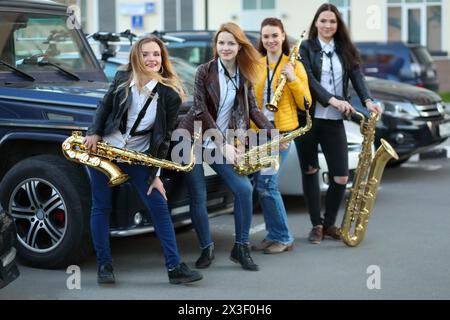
[351,0,386,42]
[115,0,163,34]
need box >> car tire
[0,155,92,269]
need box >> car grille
[416,103,443,119]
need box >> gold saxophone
[266,30,306,113]
[62,131,199,187]
[338,112,399,246]
[234,98,312,176]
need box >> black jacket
[87,71,182,184]
[299,38,372,111]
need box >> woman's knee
[333,176,348,185]
[304,166,319,175]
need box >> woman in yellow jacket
[251,17,312,254]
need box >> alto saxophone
[62,131,199,187]
[234,98,311,176]
[266,30,306,113]
[338,112,399,246]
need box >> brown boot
[323,226,341,240]
[263,242,294,254]
[251,239,274,251]
[308,225,323,244]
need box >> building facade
[62,0,449,57]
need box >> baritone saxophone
[338,112,399,246]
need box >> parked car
[349,77,450,165]
[0,203,20,289]
[0,0,233,269]
[355,42,439,92]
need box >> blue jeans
[254,143,294,245]
[185,162,253,248]
[88,164,181,270]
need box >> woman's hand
[147,177,167,200]
[329,97,355,116]
[83,134,102,153]
[279,141,290,151]
[281,63,296,82]
[366,100,383,117]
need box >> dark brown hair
[256,17,290,56]
[308,3,361,68]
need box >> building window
[387,0,442,53]
[329,0,351,27]
[164,0,193,30]
[388,7,402,41]
[242,0,275,10]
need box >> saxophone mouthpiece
[303,96,310,110]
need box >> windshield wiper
[38,60,80,81]
[22,56,80,81]
[0,59,35,81]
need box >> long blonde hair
[213,22,262,85]
[118,36,185,101]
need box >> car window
[170,57,196,96]
[411,47,433,65]
[166,41,209,66]
[0,12,96,73]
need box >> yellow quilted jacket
[251,54,312,132]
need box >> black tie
[325,51,336,95]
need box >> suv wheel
[0,155,91,269]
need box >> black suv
[0,1,232,269]
[356,42,439,92]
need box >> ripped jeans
[254,143,293,245]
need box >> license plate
[439,122,450,137]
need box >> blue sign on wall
[132,15,143,29]
[145,2,155,14]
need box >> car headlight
[436,102,445,115]
[382,101,420,119]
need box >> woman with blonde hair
[179,22,274,271]
[84,36,202,285]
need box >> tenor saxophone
[338,112,399,246]
[234,98,312,176]
[266,30,306,113]
[62,131,199,187]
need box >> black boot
[195,244,215,269]
[168,262,203,284]
[97,263,115,284]
[230,243,259,271]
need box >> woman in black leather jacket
[296,3,382,244]
[84,36,202,285]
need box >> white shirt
[314,38,344,120]
[103,79,161,176]
[204,60,240,149]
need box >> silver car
[279,120,362,195]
